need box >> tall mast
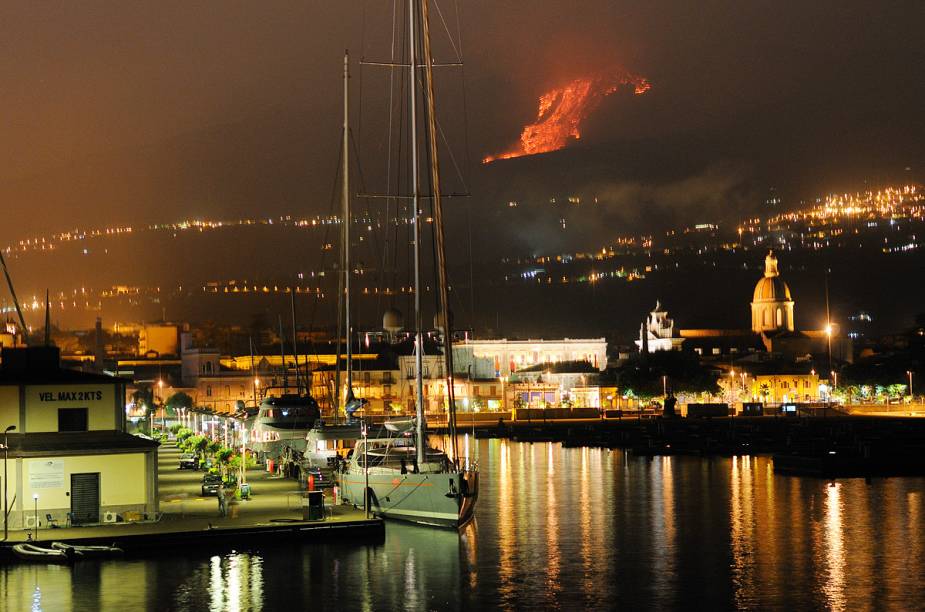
[343,50,354,402]
[278,315,288,391]
[409,0,426,467]
[289,290,302,393]
[421,0,458,463]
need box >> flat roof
[0,368,127,386]
[5,431,159,457]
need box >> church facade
[750,252,794,333]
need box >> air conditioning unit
[24,515,38,529]
[103,511,118,524]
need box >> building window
[384,384,392,397]
[695,348,703,355]
[58,408,89,432]
[712,348,721,355]
[363,371,371,384]
[474,386,480,396]
[206,385,212,397]
[777,308,782,327]
[490,385,497,396]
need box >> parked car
[201,474,223,497]
[179,454,198,470]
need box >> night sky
[2,1,923,252]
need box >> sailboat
[335,3,479,528]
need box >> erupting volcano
[483,70,651,163]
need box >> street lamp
[32,493,39,541]
[240,427,247,486]
[2,424,15,542]
[158,380,166,433]
[361,420,369,519]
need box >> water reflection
[1,441,923,610]
[821,483,846,611]
[729,455,756,609]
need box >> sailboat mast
[278,315,288,391]
[289,290,302,393]
[409,0,426,467]
[343,51,354,398]
[420,0,459,463]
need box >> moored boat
[12,543,80,564]
[51,541,124,558]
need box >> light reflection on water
[1,439,924,611]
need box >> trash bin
[303,491,324,521]
[240,483,251,499]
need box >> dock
[1,444,383,559]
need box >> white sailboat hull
[338,469,478,529]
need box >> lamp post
[158,379,165,433]
[241,427,247,486]
[361,421,369,519]
[908,371,914,401]
[2,425,15,542]
[32,493,38,541]
[499,375,507,413]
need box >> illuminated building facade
[0,346,158,528]
[635,300,685,352]
[453,338,607,379]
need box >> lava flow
[483,70,651,163]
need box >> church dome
[752,252,792,303]
[753,276,791,302]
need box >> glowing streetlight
[157,380,166,433]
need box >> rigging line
[0,250,28,342]
[358,1,367,156]
[453,0,475,327]
[378,0,401,317]
[433,112,468,194]
[305,123,345,397]
[348,125,379,339]
[431,0,462,61]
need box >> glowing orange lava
[483,71,651,163]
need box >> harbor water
[1,438,923,611]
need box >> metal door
[70,472,100,525]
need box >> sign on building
[29,459,65,489]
